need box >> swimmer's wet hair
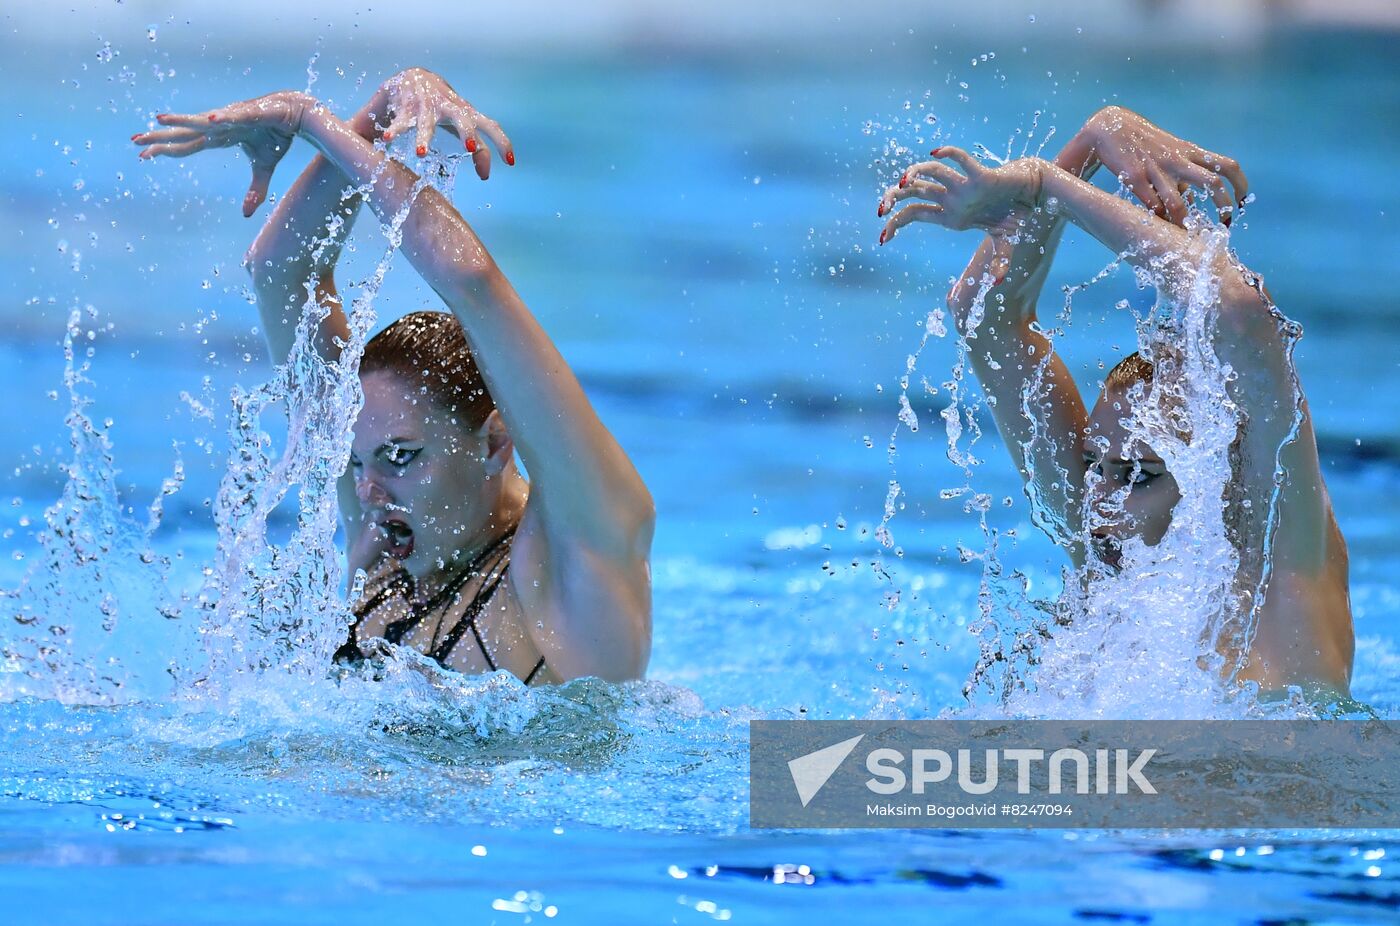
[361,311,496,430]
[1104,351,1154,392]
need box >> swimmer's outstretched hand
[133,90,317,217]
[374,67,514,181]
[1082,105,1248,226]
[879,147,1041,246]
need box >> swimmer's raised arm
[1022,152,1334,591]
[879,115,1107,559]
[883,119,1342,677]
[879,107,1248,561]
[135,74,444,570]
[140,80,653,680]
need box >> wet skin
[1081,382,1181,570]
[348,370,525,601]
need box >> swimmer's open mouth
[1091,535,1122,571]
[381,518,415,559]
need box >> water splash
[194,158,433,691]
[952,204,1312,720]
[0,306,185,704]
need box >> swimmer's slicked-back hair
[1104,351,1154,393]
[361,311,496,431]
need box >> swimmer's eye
[349,454,362,470]
[1128,470,1159,486]
[385,447,421,468]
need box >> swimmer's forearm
[245,103,386,364]
[1035,159,1255,305]
[297,107,654,550]
[949,129,1101,330]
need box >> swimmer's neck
[409,471,528,603]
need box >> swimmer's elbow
[618,481,657,562]
[1214,259,1272,327]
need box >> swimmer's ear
[478,409,513,478]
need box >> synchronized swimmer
[135,68,654,685]
[880,106,1353,698]
[136,77,1353,701]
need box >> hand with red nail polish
[1080,104,1248,228]
[376,67,513,182]
[132,90,314,217]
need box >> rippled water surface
[1,10,1398,924]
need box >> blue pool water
[2,7,1399,923]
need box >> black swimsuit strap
[430,563,512,668]
[417,526,518,615]
[341,525,549,684]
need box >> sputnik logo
[788,734,865,807]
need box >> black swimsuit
[335,527,548,685]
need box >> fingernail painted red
[879,230,888,245]
[466,137,477,153]
[877,202,886,217]
[931,147,943,156]
[208,114,217,122]
[505,150,515,166]
[899,175,908,189]
[416,144,427,157]
[383,131,394,142]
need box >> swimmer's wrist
[351,86,392,141]
[1055,125,1102,180]
[1016,159,1047,211]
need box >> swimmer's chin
[1083,552,1123,581]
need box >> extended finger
[879,202,944,245]
[1207,175,1234,225]
[132,127,204,146]
[243,161,277,218]
[1146,159,1188,225]
[413,104,435,158]
[901,159,962,188]
[443,110,476,150]
[154,111,214,129]
[930,145,983,176]
[1119,167,1166,218]
[1184,167,1235,224]
[139,138,209,159]
[382,107,415,146]
[473,113,515,166]
[471,142,492,181]
[878,179,947,217]
[1195,150,1248,206]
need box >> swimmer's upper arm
[949,269,1090,566]
[1215,278,1333,577]
[249,266,365,577]
[507,493,652,683]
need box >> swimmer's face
[350,371,503,579]
[1083,384,1183,570]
